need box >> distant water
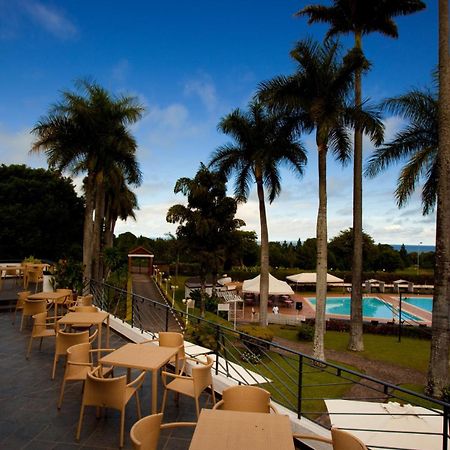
[391,244,435,253]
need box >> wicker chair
[212,385,278,413]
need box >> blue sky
[0,0,439,246]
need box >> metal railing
[89,279,449,450]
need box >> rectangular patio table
[28,291,71,320]
[58,311,110,357]
[189,409,294,450]
[99,342,179,414]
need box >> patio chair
[161,355,215,418]
[130,413,196,450]
[140,331,186,373]
[74,294,93,307]
[212,385,278,413]
[70,305,99,331]
[76,366,146,448]
[20,298,49,331]
[13,290,31,325]
[27,266,44,292]
[58,342,114,409]
[51,328,98,379]
[293,427,368,450]
[26,311,58,359]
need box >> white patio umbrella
[242,273,294,295]
[325,399,447,450]
[286,272,344,284]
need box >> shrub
[297,324,314,341]
[241,350,262,364]
[238,324,274,353]
[184,323,217,350]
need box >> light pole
[417,241,423,275]
[170,285,178,307]
[164,276,171,294]
[182,298,194,326]
[154,267,158,282]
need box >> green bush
[297,324,314,341]
[238,324,274,354]
[184,323,217,350]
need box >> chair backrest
[192,356,214,396]
[74,305,98,313]
[331,428,368,450]
[55,329,90,356]
[23,299,47,316]
[17,291,31,309]
[5,265,17,276]
[65,342,92,380]
[83,369,127,411]
[28,266,43,283]
[159,332,185,359]
[31,311,49,336]
[130,413,163,450]
[76,294,93,307]
[218,385,271,413]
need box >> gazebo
[127,246,154,277]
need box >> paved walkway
[131,273,182,333]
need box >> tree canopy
[0,164,83,261]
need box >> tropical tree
[366,87,438,214]
[209,101,307,326]
[427,0,450,398]
[297,0,426,352]
[258,39,383,360]
[167,163,244,317]
[31,80,144,283]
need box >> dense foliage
[0,164,83,261]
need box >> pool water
[308,297,422,321]
[402,297,433,312]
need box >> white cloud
[111,59,130,84]
[22,1,77,39]
[184,77,218,112]
[0,125,45,166]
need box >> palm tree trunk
[82,174,95,285]
[349,31,364,352]
[256,171,270,327]
[313,142,328,361]
[92,174,106,281]
[427,0,450,398]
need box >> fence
[89,279,449,450]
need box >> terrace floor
[0,309,208,449]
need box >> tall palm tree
[427,0,450,398]
[209,101,307,326]
[31,80,143,282]
[366,88,438,214]
[258,39,383,360]
[297,0,425,352]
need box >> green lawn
[269,325,430,373]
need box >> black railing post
[443,405,449,450]
[215,325,220,375]
[165,306,169,331]
[398,291,403,342]
[131,293,135,328]
[297,354,303,419]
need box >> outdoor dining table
[58,311,110,358]
[28,291,71,320]
[189,409,295,450]
[98,342,179,414]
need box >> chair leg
[161,389,168,414]
[20,313,25,332]
[211,385,216,406]
[39,337,43,351]
[52,354,58,380]
[76,404,85,441]
[26,337,33,359]
[135,392,142,419]
[119,408,125,448]
[58,380,66,409]
[195,397,200,418]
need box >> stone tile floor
[0,310,208,449]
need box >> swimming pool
[308,297,422,321]
[402,297,432,312]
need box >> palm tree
[209,101,307,326]
[258,39,383,360]
[31,80,144,283]
[365,87,438,214]
[427,0,450,398]
[297,0,425,352]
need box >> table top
[29,291,68,301]
[99,343,178,371]
[189,409,294,450]
[58,311,109,325]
